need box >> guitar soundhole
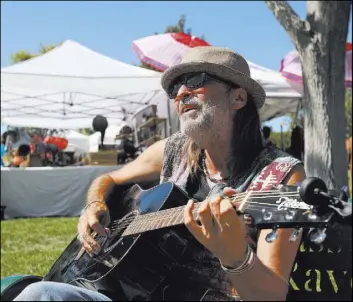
[93,211,139,262]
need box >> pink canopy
[132,33,210,71]
[280,42,352,93]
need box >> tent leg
[166,97,172,136]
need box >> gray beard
[179,97,232,148]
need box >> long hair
[184,93,264,182]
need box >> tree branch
[265,1,310,49]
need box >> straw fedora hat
[161,46,266,109]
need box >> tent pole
[166,96,172,136]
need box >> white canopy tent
[63,130,90,153]
[1,40,302,130]
[1,40,162,128]
[89,123,129,152]
[248,61,302,121]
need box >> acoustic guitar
[43,177,351,301]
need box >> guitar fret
[140,216,150,232]
[123,224,135,236]
[136,219,145,234]
[169,209,181,224]
[147,216,157,232]
[168,210,178,226]
[121,188,310,239]
[157,214,168,229]
[173,209,184,225]
[168,210,180,227]
[151,216,162,230]
[167,208,179,226]
[157,210,176,229]
[132,218,146,235]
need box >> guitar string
[109,192,302,228]
[110,191,301,224]
[109,192,304,232]
[106,194,312,236]
[107,200,313,238]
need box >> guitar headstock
[242,177,352,244]
[245,185,333,230]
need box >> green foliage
[164,14,186,33]
[139,62,159,70]
[39,43,59,54]
[138,15,205,71]
[10,50,37,64]
[78,128,95,135]
[10,42,62,64]
[269,131,292,150]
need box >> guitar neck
[119,189,305,237]
[121,202,203,237]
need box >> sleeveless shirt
[160,132,301,199]
[159,132,302,299]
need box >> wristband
[220,246,255,275]
[81,200,105,215]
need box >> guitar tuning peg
[265,227,279,243]
[285,210,296,220]
[308,212,318,220]
[309,228,327,244]
[261,208,273,221]
[289,227,303,242]
[339,187,349,202]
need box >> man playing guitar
[15,47,306,301]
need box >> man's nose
[176,85,190,98]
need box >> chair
[1,275,42,301]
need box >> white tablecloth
[1,166,122,219]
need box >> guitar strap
[243,159,301,249]
[247,159,300,192]
[229,159,301,300]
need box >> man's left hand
[184,187,248,268]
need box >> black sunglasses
[168,72,231,99]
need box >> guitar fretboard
[119,190,304,237]
[121,194,244,237]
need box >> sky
[1,1,352,132]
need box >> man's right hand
[77,138,167,254]
[78,201,111,254]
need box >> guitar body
[43,178,350,301]
[44,183,232,301]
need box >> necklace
[201,152,230,183]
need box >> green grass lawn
[0,173,351,280]
[1,217,78,278]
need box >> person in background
[117,135,139,164]
[30,133,59,166]
[0,136,5,167]
[262,126,273,147]
[346,136,352,190]
[285,126,304,161]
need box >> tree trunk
[301,1,350,190]
[266,1,351,190]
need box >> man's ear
[230,88,248,110]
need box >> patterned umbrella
[132,33,210,71]
[280,42,352,89]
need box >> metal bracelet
[220,246,255,275]
[81,200,105,214]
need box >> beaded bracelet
[220,246,256,275]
